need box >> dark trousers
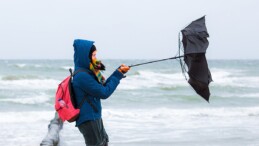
[78,119,109,146]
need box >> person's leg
[100,119,109,146]
[78,119,109,146]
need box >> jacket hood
[73,39,95,70]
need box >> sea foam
[0,78,59,90]
[0,93,51,105]
[118,70,187,90]
[1,107,258,124]
[211,68,259,88]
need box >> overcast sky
[0,0,258,60]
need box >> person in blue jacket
[72,39,130,146]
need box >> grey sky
[0,0,258,60]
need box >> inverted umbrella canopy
[181,16,209,54]
[129,16,212,102]
[181,16,212,101]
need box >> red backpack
[55,69,97,122]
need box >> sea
[0,59,258,146]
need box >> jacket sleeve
[77,69,124,99]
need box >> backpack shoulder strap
[78,95,98,113]
[70,68,91,77]
[69,68,98,113]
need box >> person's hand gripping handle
[118,64,130,74]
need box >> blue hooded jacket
[72,39,124,126]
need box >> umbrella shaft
[129,55,184,67]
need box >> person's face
[92,50,97,61]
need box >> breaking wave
[211,68,259,88]
[1,107,259,124]
[118,70,187,90]
[118,69,259,90]
[0,93,51,105]
[1,75,40,81]
[0,78,59,90]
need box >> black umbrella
[129,16,212,102]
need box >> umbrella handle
[129,55,184,68]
